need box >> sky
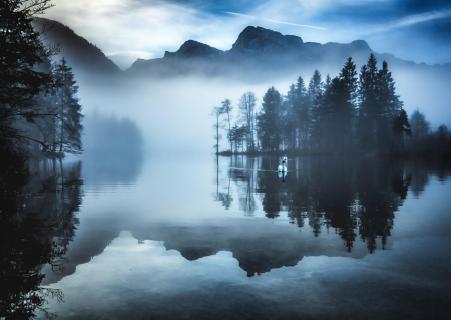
[44,0,451,69]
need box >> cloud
[385,9,451,30]
[45,0,248,68]
[224,11,327,31]
[44,0,451,66]
[43,0,387,69]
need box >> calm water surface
[2,152,451,319]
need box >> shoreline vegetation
[1,0,83,163]
[216,150,451,162]
[212,55,451,160]
[1,3,84,317]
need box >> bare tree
[239,92,257,151]
[218,99,233,152]
[211,106,221,154]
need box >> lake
[2,153,451,319]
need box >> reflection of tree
[353,161,412,251]
[229,156,257,216]
[0,147,82,319]
[257,157,282,218]
[214,156,233,210]
[217,155,427,253]
[407,161,430,198]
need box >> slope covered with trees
[32,17,120,75]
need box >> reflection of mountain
[43,220,367,280]
[0,151,83,318]
[132,222,367,277]
[42,226,119,285]
[82,113,144,185]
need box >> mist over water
[76,76,287,154]
[75,68,451,159]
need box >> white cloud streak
[385,9,451,30]
[225,11,327,31]
[361,9,451,39]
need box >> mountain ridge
[126,25,401,78]
[32,17,120,76]
[32,19,451,80]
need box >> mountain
[164,40,222,59]
[126,25,451,84]
[32,18,120,77]
[127,26,377,79]
[32,20,450,82]
[231,26,304,53]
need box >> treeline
[1,0,82,158]
[213,54,451,157]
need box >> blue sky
[46,0,451,68]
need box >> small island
[213,54,451,159]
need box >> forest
[213,55,451,157]
[0,0,83,161]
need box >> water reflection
[2,152,451,319]
[215,156,447,253]
[0,152,83,319]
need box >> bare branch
[11,132,50,150]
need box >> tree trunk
[59,93,64,154]
[216,113,219,155]
[227,112,232,152]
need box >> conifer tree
[284,83,298,150]
[377,60,403,149]
[338,57,358,150]
[358,53,379,151]
[393,108,410,150]
[0,0,52,141]
[308,70,324,150]
[258,87,282,151]
[295,77,309,150]
[53,58,83,154]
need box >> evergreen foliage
[53,58,83,154]
[214,54,450,158]
[1,1,83,157]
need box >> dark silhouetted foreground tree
[0,0,54,148]
[1,0,83,157]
